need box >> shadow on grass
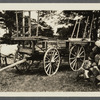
[14,68,46,76]
[13,63,71,76]
[59,63,71,72]
[3,64,100,91]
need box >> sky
[24,11,38,20]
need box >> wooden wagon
[0,10,98,76]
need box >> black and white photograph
[1,4,100,94]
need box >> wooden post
[83,16,89,38]
[16,12,19,37]
[36,11,39,36]
[29,11,31,36]
[22,11,25,36]
[95,11,98,41]
[89,14,94,38]
[71,20,78,38]
[76,19,81,38]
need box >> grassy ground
[0,63,100,92]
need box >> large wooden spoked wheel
[69,45,85,71]
[14,51,32,73]
[44,47,60,76]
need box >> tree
[1,10,99,39]
[2,11,16,34]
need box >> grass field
[0,62,100,92]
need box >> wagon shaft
[0,59,26,72]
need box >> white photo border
[0,3,100,97]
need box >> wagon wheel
[44,47,60,76]
[69,45,85,71]
[14,51,32,73]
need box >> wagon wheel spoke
[71,53,76,57]
[53,51,58,57]
[45,60,51,64]
[74,59,78,71]
[46,64,51,74]
[44,47,60,76]
[69,57,76,60]
[45,63,51,69]
[54,55,59,61]
[69,45,85,71]
[46,55,51,61]
[78,47,82,54]
[78,50,84,56]
[79,56,85,58]
[49,64,52,75]
[70,58,77,65]
[72,59,77,69]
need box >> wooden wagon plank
[19,47,33,54]
[11,36,48,41]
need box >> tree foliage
[2,11,16,34]
[0,10,99,39]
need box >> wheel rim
[44,47,60,76]
[69,45,85,71]
[14,51,32,73]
